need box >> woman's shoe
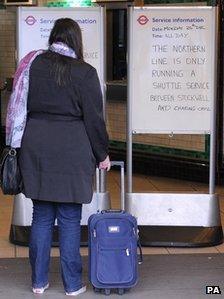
[32,283,49,294]
[65,286,87,296]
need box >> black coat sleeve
[80,67,109,163]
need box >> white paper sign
[17,7,103,81]
[130,7,216,134]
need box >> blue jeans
[29,200,82,292]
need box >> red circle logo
[137,15,149,25]
[25,16,37,26]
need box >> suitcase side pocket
[96,244,134,285]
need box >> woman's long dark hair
[47,18,83,86]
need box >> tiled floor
[0,171,223,258]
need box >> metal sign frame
[126,6,223,247]
[127,5,217,194]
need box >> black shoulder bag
[0,147,23,195]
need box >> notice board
[17,7,104,84]
[130,7,216,134]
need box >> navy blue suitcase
[88,161,142,295]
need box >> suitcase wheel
[104,288,111,295]
[118,288,125,295]
[93,287,101,293]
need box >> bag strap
[137,228,143,265]
[137,239,143,265]
[0,148,10,166]
[0,148,17,168]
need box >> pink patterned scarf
[6,42,77,148]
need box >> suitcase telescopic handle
[96,160,125,210]
[110,161,124,168]
[110,160,125,210]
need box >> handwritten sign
[130,7,216,134]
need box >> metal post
[121,165,125,209]
[127,6,134,193]
[100,6,107,119]
[209,6,219,194]
[100,6,107,193]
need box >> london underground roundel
[137,15,149,25]
[25,16,37,26]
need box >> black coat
[18,53,109,203]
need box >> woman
[7,18,110,295]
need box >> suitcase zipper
[93,229,97,238]
[98,247,131,256]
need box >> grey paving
[0,255,224,299]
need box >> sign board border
[129,6,216,135]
